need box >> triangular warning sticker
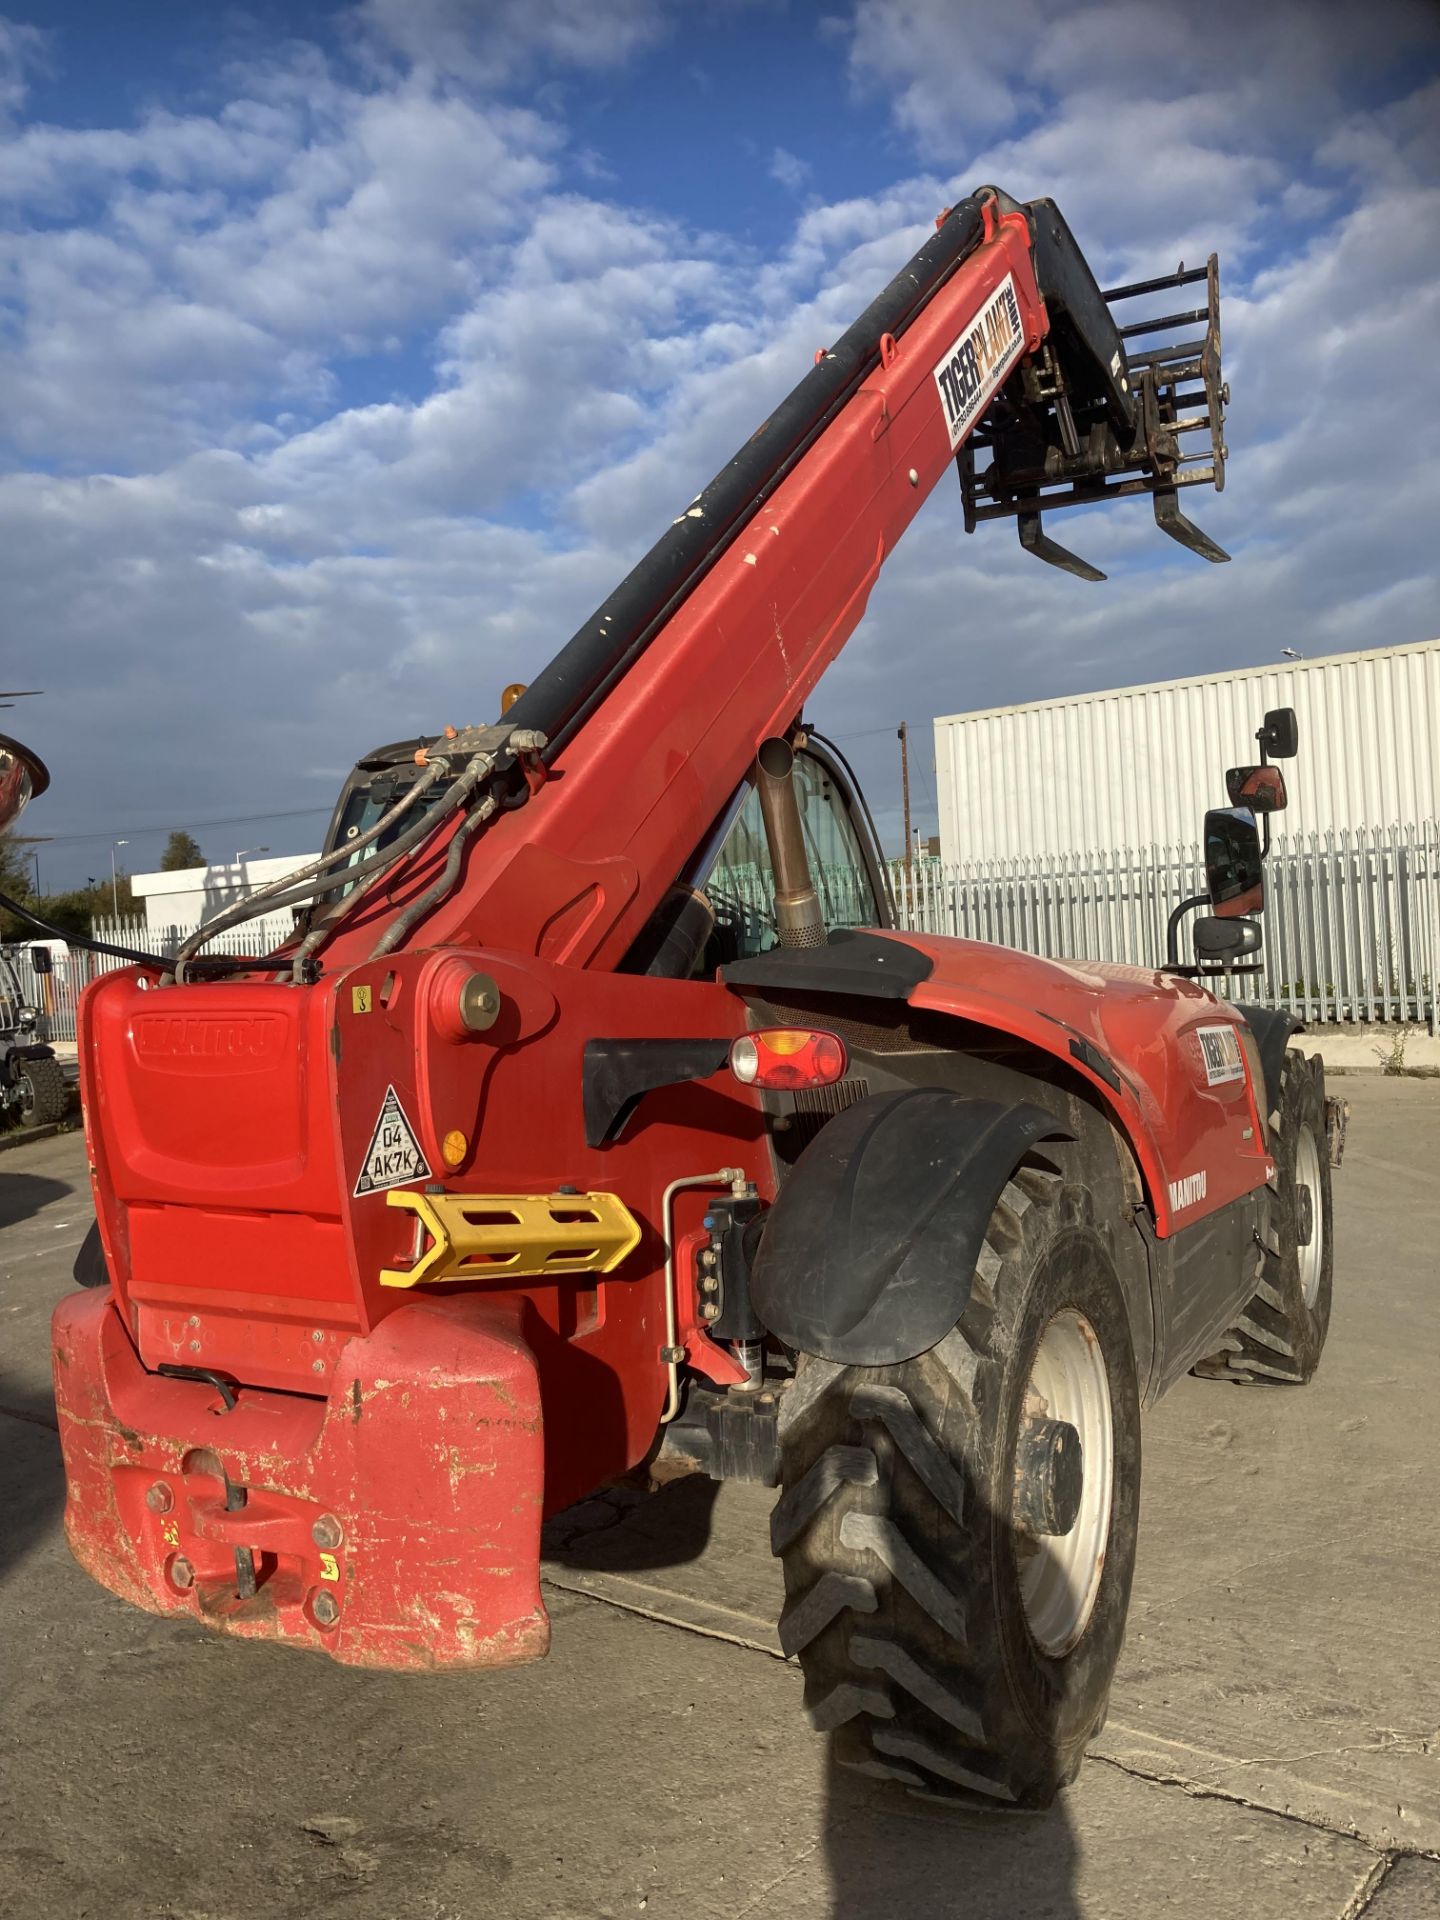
[354,1085,433,1197]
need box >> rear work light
[729,1027,848,1091]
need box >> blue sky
[2,0,1437,888]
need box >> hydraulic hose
[173,761,447,979]
[0,891,170,970]
[285,751,506,981]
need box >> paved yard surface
[2,1074,1437,1919]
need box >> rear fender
[749,1088,1070,1366]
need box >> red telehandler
[3,186,1342,1808]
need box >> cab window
[702,750,881,963]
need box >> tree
[0,829,35,940]
[160,830,205,871]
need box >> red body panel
[54,1285,550,1670]
[889,933,1271,1234]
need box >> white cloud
[769,146,811,194]
[356,0,671,87]
[0,62,562,464]
[0,15,47,127]
[2,0,1436,880]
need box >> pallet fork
[959,198,1228,580]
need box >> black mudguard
[73,1219,109,1290]
[1237,1005,1304,1115]
[750,1088,1069,1367]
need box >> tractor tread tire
[18,1054,66,1128]
[1194,1049,1332,1386]
[773,1155,1140,1810]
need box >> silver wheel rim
[1295,1124,1324,1309]
[1015,1309,1114,1658]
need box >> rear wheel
[1195,1049,1332,1385]
[18,1054,66,1127]
[772,1161,1141,1808]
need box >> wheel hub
[1294,1123,1324,1308]
[1013,1308,1114,1659]
[1013,1415,1084,1537]
[1295,1184,1314,1248]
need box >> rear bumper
[51,1288,551,1672]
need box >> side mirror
[0,734,49,833]
[1225,764,1288,814]
[1258,706,1298,760]
[30,945,53,976]
[1204,806,1265,918]
[1193,916,1262,963]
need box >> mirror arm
[1165,892,1211,969]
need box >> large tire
[18,1054,67,1127]
[772,1159,1141,1809]
[1194,1049,1332,1385]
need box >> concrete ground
[1,1076,1437,1919]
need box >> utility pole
[897,722,913,876]
[111,839,129,915]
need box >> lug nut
[169,1555,195,1591]
[311,1513,344,1552]
[700,1302,721,1322]
[311,1589,340,1629]
[146,1481,174,1514]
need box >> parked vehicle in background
[0,943,66,1127]
[0,737,66,1129]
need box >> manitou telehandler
[3,186,1341,1809]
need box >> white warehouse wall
[129,851,322,937]
[934,638,1440,865]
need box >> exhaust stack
[754,737,825,950]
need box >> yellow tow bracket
[379,1188,643,1290]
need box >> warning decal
[1196,1024,1246,1087]
[932,272,1026,452]
[354,1085,432,1196]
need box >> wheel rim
[1014,1309,1114,1658]
[1295,1123,1324,1309]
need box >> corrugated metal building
[933,638,1440,864]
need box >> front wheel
[18,1054,66,1127]
[1195,1049,1333,1385]
[772,1161,1141,1809]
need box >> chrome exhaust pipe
[754,737,825,949]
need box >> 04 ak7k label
[355,1085,432,1196]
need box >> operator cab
[697,737,890,968]
[624,733,891,980]
[319,737,446,877]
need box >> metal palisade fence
[892,821,1440,1033]
[4,911,298,1046]
[4,820,1437,1044]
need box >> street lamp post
[236,847,270,898]
[110,840,129,915]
